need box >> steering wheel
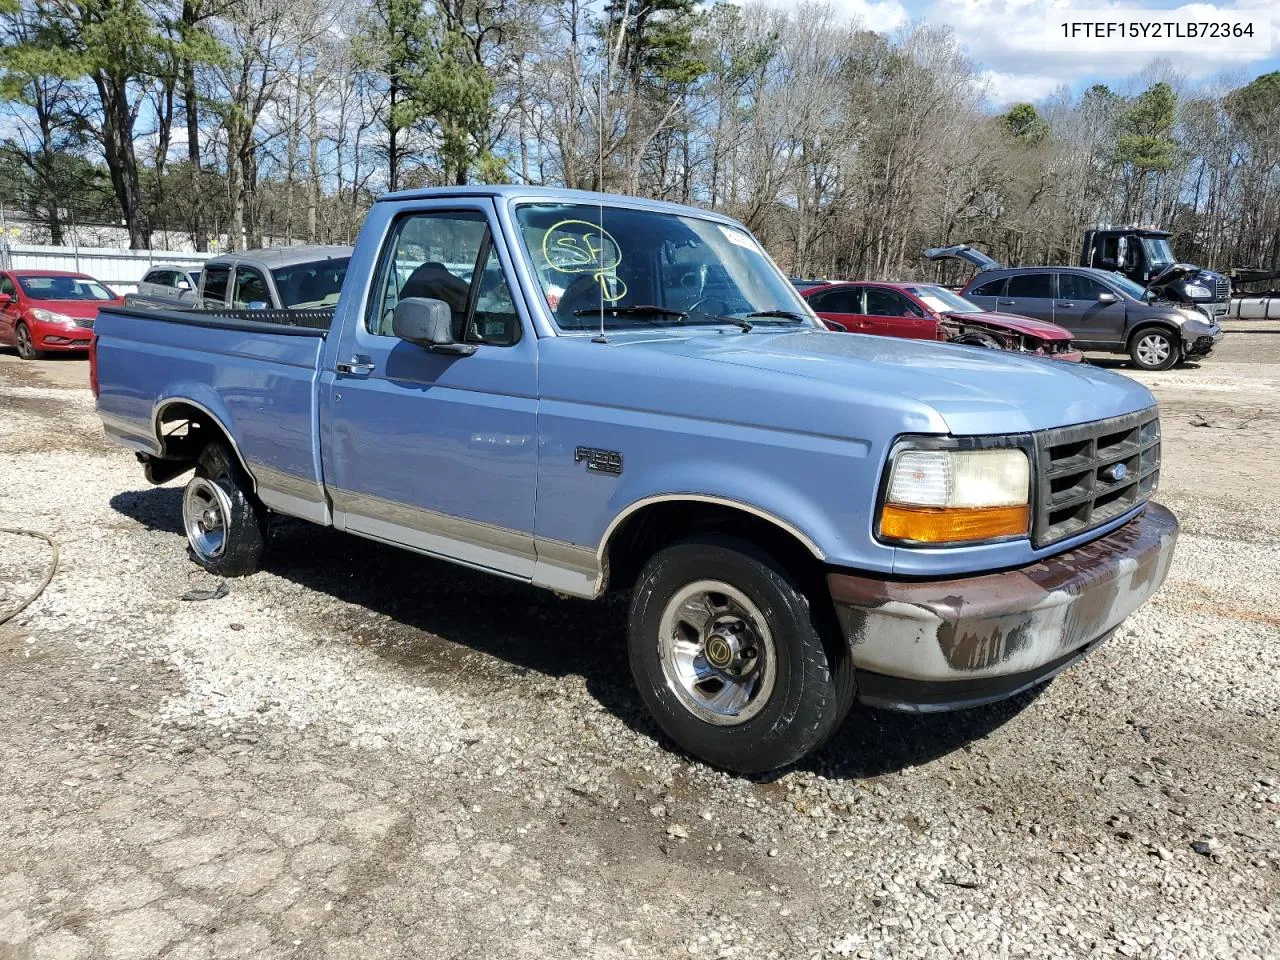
[686,295,735,318]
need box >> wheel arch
[599,494,827,595]
[152,396,258,492]
[1126,317,1182,347]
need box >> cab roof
[376,185,743,226]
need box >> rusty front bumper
[828,502,1178,712]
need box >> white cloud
[740,0,911,33]
[979,69,1066,104]
[924,0,1280,100]
[827,0,912,31]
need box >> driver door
[322,201,540,578]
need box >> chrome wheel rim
[657,580,776,726]
[1137,334,1170,367]
[183,477,231,561]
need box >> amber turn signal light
[879,503,1030,544]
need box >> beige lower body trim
[329,486,601,598]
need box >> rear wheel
[15,323,40,360]
[1129,327,1178,371]
[628,535,855,774]
[181,442,267,577]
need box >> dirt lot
[1,328,1277,960]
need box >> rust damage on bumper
[827,502,1179,685]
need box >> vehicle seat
[556,275,606,327]
[399,262,471,338]
[50,276,77,298]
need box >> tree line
[1,0,1277,285]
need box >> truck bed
[94,304,334,525]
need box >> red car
[802,280,1082,362]
[0,269,125,359]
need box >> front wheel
[1129,327,1179,371]
[628,535,854,774]
[181,442,268,577]
[15,323,40,360]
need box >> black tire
[181,441,268,577]
[15,323,40,360]
[1128,326,1179,371]
[952,333,1002,350]
[628,535,855,774]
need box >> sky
[806,0,1280,105]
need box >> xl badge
[575,447,623,476]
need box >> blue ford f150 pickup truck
[92,187,1178,773]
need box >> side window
[0,275,14,297]
[142,269,161,286]
[233,267,271,308]
[1059,273,1109,301]
[1007,273,1054,298]
[865,288,921,317]
[368,211,520,346]
[809,287,860,313]
[970,277,1005,297]
[203,266,230,304]
[1100,236,1119,264]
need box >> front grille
[74,317,95,329]
[1032,408,1160,547]
[1214,276,1230,299]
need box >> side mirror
[393,297,476,356]
[1097,292,1117,304]
[0,293,11,305]
[246,300,268,311]
[176,279,191,290]
[1117,236,1129,267]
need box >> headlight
[879,446,1030,544]
[1178,308,1210,325]
[29,308,76,325]
[1183,284,1211,299]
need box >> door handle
[997,299,1015,306]
[1055,301,1074,308]
[336,355,375,377]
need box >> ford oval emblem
[1103,463,1129,483]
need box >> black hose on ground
[0,528,60,626]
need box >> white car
[126,266,202,308]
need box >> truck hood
[612,328,1153,435]
[943,310,1072,341]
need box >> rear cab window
[202,266,231,305]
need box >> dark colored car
[925,248,1224,371]
[790,277,832,293]
[802,280,1082,361]
[0,269,125,359]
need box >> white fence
[0,242,208,293]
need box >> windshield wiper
[743,309,810,323]
[574,304,689,323]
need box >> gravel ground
[0,329,1277,960]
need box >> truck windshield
[1140,237,1175,268]
[272,258,350,309]
[903,285,981,314]
[513,202,816,332]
